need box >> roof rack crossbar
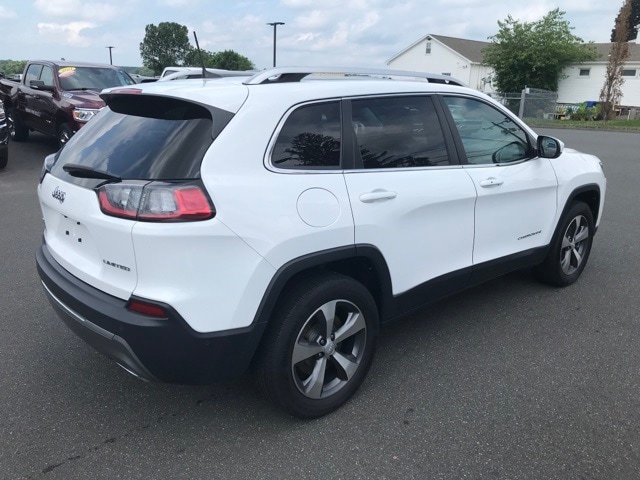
[243,67,466,87]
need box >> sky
[0,0,625,70]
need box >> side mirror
[537,135,563,159]
[29,80,55,92]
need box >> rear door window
[50,95,233,186]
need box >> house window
[425,42,431,54]
[579,68,590,77]
[622,69,637,77]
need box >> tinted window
[40,66,54,87]
[58,66,135,91]
[50,96,232,184]
[444,96,532,165]
[25,64,42,85]
[271,102,341,169]
[352,96,449,169]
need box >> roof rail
[243,67,467,87]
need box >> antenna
[192,31,212,78]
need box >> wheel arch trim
[558,183,601,232]
[251,244,394,327]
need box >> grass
[525,118,640,131]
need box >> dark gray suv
[0,100,8,169]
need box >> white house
[558,39,640,107]
[387,33,640,108]
[387,34,497,94]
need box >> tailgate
[38,175,137,300]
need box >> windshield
[58,66,135,91]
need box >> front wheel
[8,110,29,142]
[255,273,378,418]
[0,146,7,169]
[57,123,73,148]
[534,201,594,287]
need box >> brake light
[97,182,214,222]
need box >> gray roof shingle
[431,34,640,64]
[431,34,489,63]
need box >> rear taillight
[97,182,214,222]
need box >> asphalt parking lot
[1,128,639,479]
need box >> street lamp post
[266,22,284,67]
[106,46,114,65]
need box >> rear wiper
[63,164,121,183]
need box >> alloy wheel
[291,299,367,399]
[560,214,589,276]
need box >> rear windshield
[50,95,233,184]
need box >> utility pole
[106,46,114,65]
[266,22,284,67]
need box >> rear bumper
[36,245,267,384]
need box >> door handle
[479,177,504,188]
[359,190,397,203]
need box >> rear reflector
[97,182,214,222]
[127,299,168,318]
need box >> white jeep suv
[36,67,606,418]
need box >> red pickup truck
[0,60,135,147]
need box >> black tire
[255,272,378,418]
[8,110,28,142]
[57,123,73,148]
[0,147,7,169]
[534,201,594,287]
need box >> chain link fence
[489,88,558,119]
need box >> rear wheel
[8,110,29,142]
[534,201,594,287]
[255,272,378,418]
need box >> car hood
[61,90,106,109]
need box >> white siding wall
[388,39,495,93]
[468,64,496,93]
[388,39,472,84]
[558,63,640,106]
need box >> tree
[601,0,632,120]
[483,9,597,94]
[139,22,193,75]
[184,49,254,70]
[210,50,254,70]
[611,0,640,41]
[184,49,216,68]
[0,60,27,77]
